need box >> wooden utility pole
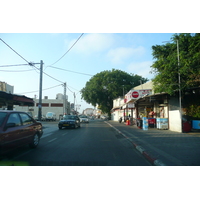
[38,60,43,121]
[63,82,67,114]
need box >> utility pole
[38,60,43,121]
[177,40,182,131]
[63,82,67,114]
[74,92,76,114]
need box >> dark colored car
[58,115,81,129]
[0,110,43,155]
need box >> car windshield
[46,113,53,117]
[0,112,7,126]
[63,115,76,120]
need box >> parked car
[0,110,43,155]
[58,115,81,129]
[46,112,56,121]
[34,114,46,121]
[79,115,89,123]
[101,115,107,120]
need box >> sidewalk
[105,120,200,166]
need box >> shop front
[134,93,169,130]
[123,89,152,126]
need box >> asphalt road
[0,119,151,166]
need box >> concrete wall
[169,110,182,132]
[14,98,66,120]
[168,96,182,132]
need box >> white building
[14,94,70,120]
[111,97,124,121]
[83,108,95,116]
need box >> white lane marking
[48,138,57,143]
[41,132,54,139]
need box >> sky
[1,1,198,114]
[0,33,176,113]
[1,0,199,197]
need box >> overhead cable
[16,84,63,95]
[0,38,32,65]
[48,65,93,76]
[0,38,40,73]
[0,64,30,67]
[0,69,35,72]
[66,85,74,94]
[42,70,64,84]
[0,38,66,83]
[50,33,84,66]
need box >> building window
[51,103,63,107]
[36,103,49,107]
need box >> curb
[105,121,166,166]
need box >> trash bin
[182,121,191,132]
[192,120,200,129]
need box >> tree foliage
[81,69,148,114]
[151,33,200,95]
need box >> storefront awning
[0,91,34,108]
[111,106,121,111]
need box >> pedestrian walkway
[105,120,200,166]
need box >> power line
[67,84,81,92]
[0,38,32,65]
[0,69,35,72]
[16,84,63,95]
[50,33,84,66]
[0,64,30,67]
[66,85,74,94]
[0,38,40,74]
[48,65,93,76]
[42,70,64,84]
[0,37,86,88]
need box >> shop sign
[124,89,152,103]
[128,103,135,108]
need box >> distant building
[0,81,14,94]
[14,94,71,120]
[83,108,94,116]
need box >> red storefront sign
[125,89,152,103]
[132,91,139,98]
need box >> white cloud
[66,33,114,55]
[127,61,153,79]
[107,46,145,65]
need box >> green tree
[151,33,200,95]
[81,69,148,114]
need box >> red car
[0,110,43,155]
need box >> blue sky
[0,33,176,112]
[1,0,197,114]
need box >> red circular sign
[132,91,139,98]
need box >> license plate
[63,124,69,126]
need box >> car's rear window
[0,112,7,126]
[63,115,76,120]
